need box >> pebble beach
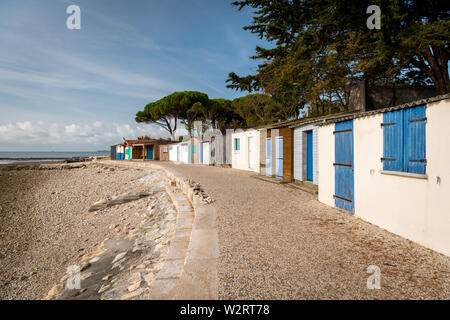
[0,162,175,299]
[1,160,449,300]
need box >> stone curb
[100,160,219,300]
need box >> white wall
[424,100,450,256]
[293,124,319,185]
[231,129,260,173]
[318,98,450,257]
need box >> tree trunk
[423,47,450,94]
[432,64,450,95]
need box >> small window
[234,138,240,151]
[193,145,197,154]
[382,105,426,174]
[163,146,168,153]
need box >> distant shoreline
[0,157,68,160]
[0,159,66,166]
[0,151,109,165]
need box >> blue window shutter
[404,105,426,174]
[383,110,403,171]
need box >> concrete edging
[101,160,219,300]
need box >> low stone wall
[101,160,219,300]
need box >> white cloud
[0,120,170,149]
[64,124,80,134]
[17,121,32,131]
[113,123,135,139]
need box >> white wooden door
[202,143,210,165]
[248,136,255,169]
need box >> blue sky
[0,0,268,151]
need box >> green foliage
[136,91,247,137]
[170,91,209,136]
[226,73,260,92]
[135,100,179,138]
[231,93,283,127]
[209,98,245,133]
[228,0,449,116]
[137,136,152,140]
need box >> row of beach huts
[111,94,450,257]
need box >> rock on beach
[0,162,170,300]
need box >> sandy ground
[0,163,153,300]
[155,162,450,299]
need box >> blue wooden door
[265,138,272,177]
[275,136,283,179]
[334,120,354,212]
[147,145,153,160]
[306,130,313,181]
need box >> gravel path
[0,163,154,299]
[155,162,450,299]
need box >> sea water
[0,151,109,164]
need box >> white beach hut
[291,121,320,186]
[317,94,450,257]
[231,129,260,173]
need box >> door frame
[275,136,283,179]
[334,120,354,212]
[306,130,313,181]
